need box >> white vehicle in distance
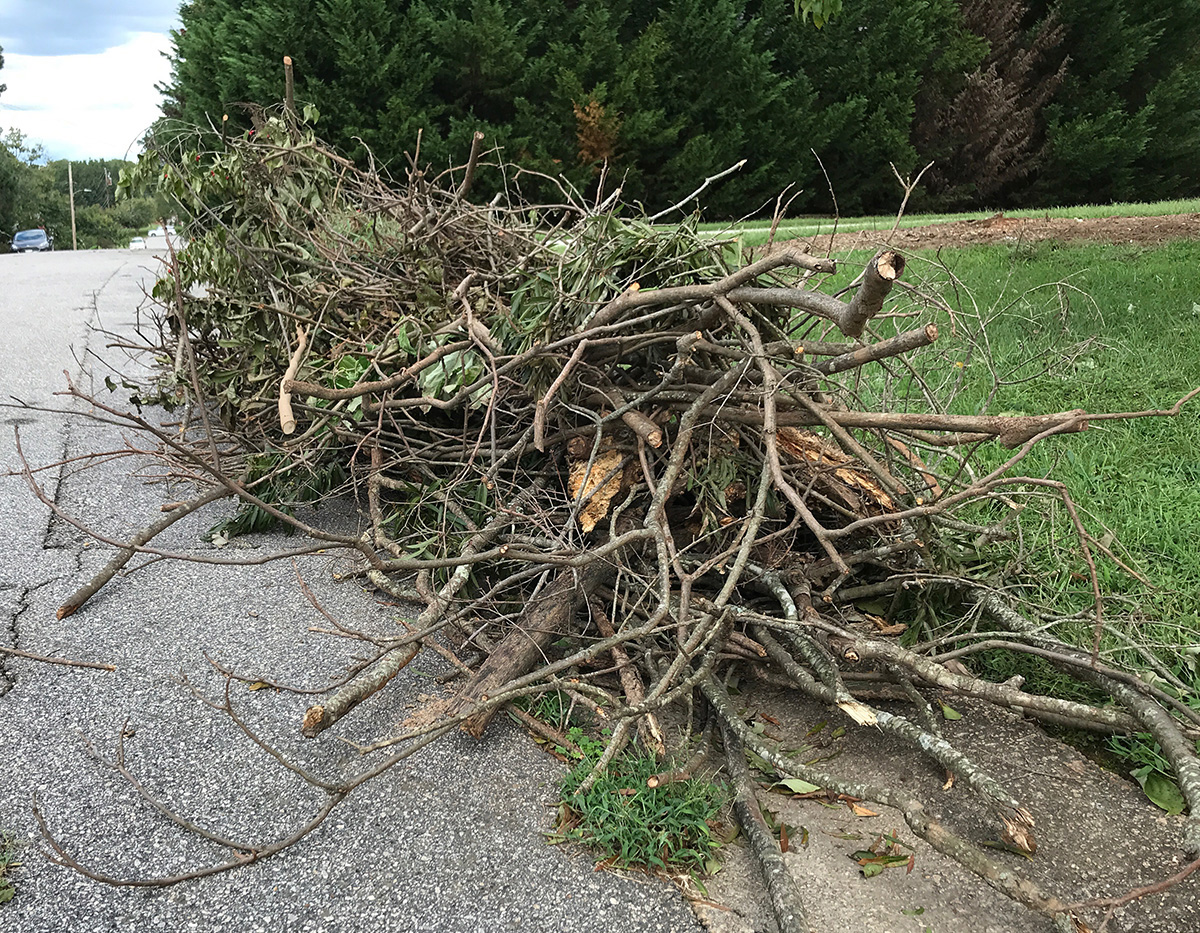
[146,225,185,248]
[129,236,147,250]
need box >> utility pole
[68,161,78,251]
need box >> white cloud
[0,31,172,161]
[0,0,181,56]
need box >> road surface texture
[1,250,1197,933]
[0,251,700,933]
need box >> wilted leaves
[850,831,915,878]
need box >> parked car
[129,237,147,250]
[146,225,185,249]
[12,229,52,252]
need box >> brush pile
[54,109,1199,931]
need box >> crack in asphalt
[43,293,102,553]
[0,583,34,697]
[0,589,21,696]
[1,288,101,698]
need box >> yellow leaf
[568,449,626,533]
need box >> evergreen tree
[624,0,824,217]
[912,0,1065,208]
[1025,0,1200,204]
[1125,0,1200,199]
[157,0,1199,216]
[763,0,984,214]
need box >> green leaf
[1132,766,1186,815]
[938,701,963,721]
[852,851,911,877]
[795,0,843,28]
[333,353,370,388]
[745,749,776,775]
[774,777,821,795]
[417,359,447,399]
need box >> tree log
[448,560,613,738]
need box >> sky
[0,0,181,162]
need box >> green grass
[553,729,726,877]
[701,197,1200,249]
[793,239,1200,656]
[932,240,1200,631]
[519,692,727,878]
[0,830,21,905]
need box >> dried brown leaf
[568,449,626,533]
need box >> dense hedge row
[159,0,1200,216]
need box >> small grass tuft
[0,830,22,906]
[549,729,726,877]
[516,690,579,732]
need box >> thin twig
[0,646,115,671]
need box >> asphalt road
[0,250,702,933]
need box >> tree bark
[58,485,232,619]
[448,560,613,738]
[720,719,810,933]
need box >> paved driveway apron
[0,251,701,933]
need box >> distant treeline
[0,137,156,247]
[156,0,1200,217]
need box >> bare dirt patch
[698,690,1200,933]
[794,212,1200,253]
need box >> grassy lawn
[941,241,1199,665]
[939,242,1198,603]
[808,239,1200,698]
[702,197,1200,248]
